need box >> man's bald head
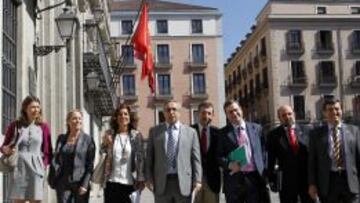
[277,105,295,126]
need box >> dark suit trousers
[104,182,134,203]
[224,172,270,203]
[320,172,359,203]
[279,187,314,203]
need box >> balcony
[350,75,360,88]
[286,42,304,55]
[316,43,334,55]
[154,62,172,70]
[190,92,208,100]
[154,92,173,101]
[122,94,138,101]
[352,44,360,55]
[318,76,337,88]
[288,77,308,88]
[186,60,207,70]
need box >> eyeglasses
[165,107,178,112]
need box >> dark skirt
[104,181,134,203]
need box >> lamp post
[86,71,100,138]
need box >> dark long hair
[110,103,135,134]
[18,95,43,126]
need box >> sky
[170,0,267,62]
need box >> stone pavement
[89,187,280,203]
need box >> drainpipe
[336,29,345,110]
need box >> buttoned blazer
[308,124,360,196]
[267,124,311,192]
[145,123,202,196]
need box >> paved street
[90,187,280,203]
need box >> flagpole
[111,0,148,87]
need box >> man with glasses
[145,100,202,203]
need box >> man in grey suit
[308,98,360,203]
[145,100,202,203]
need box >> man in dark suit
[267,105,313,203]
[191,101,221,203]
[308,98,360,203]
[145,100,202,203]
[217,100,269,203]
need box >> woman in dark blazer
[52,109,95,203]
[101,103,145,203]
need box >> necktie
[288,127,299,153]
[167,125,176,169]
[237,127,246,146]
[332,126,343,169]
[200,127,207,156]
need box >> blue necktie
[167,125,176,169]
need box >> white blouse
[108,133,133,185]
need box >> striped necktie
[332,126,343,170]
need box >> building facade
[0,0,116,202]
[111,0,225,135]
[225,0,360,127]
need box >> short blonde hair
[66,109,83,133]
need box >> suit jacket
[217,122,265,193]
[145,123,202,196]
[102,129,145,182]
[267,124,311,192]
[191,124,221,193]
[54,132,96,189]
[308,123,360,196]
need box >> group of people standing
[1,95,359,203]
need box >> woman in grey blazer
[52,109,96,203]
[101,103,145,203]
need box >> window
[317,31,333,50]
[2,0,17,133]
[192,44,205,64]
[249,80,254,97]
[291,61,306,83]
[156,20,168,34]
[193,73,206,94]
[121,45,134,65]
[232,70,237,86]
[287,30,303,50]
[319,61,336,83]
[294,95,305,120]
[351,7,360,14]
[355,61,360,75]
[157,74,171,95]
[255,74,261,91]
[191,19,203,34]
[353,95,360,120]
[121,20,133,35]
[262,68,268,88]
[317,6,327,14]
[122,75,135,96]
[352,31,360,51]
[155,108,165,124]
[157,44,170,64]
[192,109,199,125]
[260,37,267,57]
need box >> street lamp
[86,71,100,91]
[55,7,78,40]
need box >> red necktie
[288,127,299,153]
[200,128,207,155]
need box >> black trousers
[224,171,270,203]
[104,181,134,203]
[320,172,359,203]
[56,184,90,203]
[279,186,314,203]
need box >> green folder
[227,147,248,166]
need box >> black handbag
[48,135,65,189]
